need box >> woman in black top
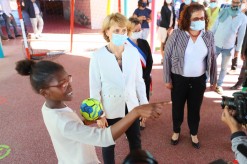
[128,17,153,129]
[158,0,175,63]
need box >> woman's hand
[165,83,173,89]
[138,16,146,21]
[241,54,246,61]
[96,116,108,128]
[167,27,173,35]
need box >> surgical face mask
[210,2,217,8]
[190,20,205,31]
[131,31,142,40]
[112,33,128,46]
[142,2,147,7]
[184,0,191,5]
[166,0,172,4]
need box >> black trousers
[144,77,151,101]
[102,106,141,164]
[171,73,206,135]
[235,60,247,86]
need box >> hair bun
[15,59,35,76]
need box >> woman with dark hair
[158,0,176,63]
[133,0,152,40]
[163,4,217,149]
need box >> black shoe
[15,34,22,37]
[140,126,145,130]
[171,133,180,145]
[191,137,200,149]
[1,35,8,40]
[8,36,14,39]
[230,84,241,90]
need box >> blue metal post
[0,39,4,58]
[124,0,128,17]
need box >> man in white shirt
[0,0,22,39]
[24,0,44,39]
[212,0,247,94]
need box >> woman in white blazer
[89,13,148,164]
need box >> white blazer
[89,44,148,119]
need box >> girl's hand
[96,116,108,128]
[135,102,164,119]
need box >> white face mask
[166,0,172,4]
[241,3,246,10]
[131,31,142,40]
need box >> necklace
[106,45,122,61]
[115,56,122,61]
[188,31,201,37]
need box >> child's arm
[83,119,96,125]
[110,102,164,140]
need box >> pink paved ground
[0,15,243,164]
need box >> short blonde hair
[102,13,132,42]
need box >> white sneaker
[215,86,223,95]
[227,69,237,75]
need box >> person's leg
[0,25,8,40]
[102,118,121,164]
[30,18,38,38]
[36,15,44,36]
[171,74,188,134]
[9,14,20,36]
[141,28,149,40]
[2,13,13,38]
[217,48,233,87]
[230,60,246,89]
[187,74,206,136]
[158,27,167,63]
[231,57,238,70]
[161,42,165,63]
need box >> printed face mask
[231,5,240,11]
[131,31,142,40]
[210,2,217,8]
[190,20,205,31]
[112,33,128,46]
[166,0,172,4]
[142,2,147,7]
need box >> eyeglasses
[191,17,205,21]
[46,75,72,91]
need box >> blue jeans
[216,46,234,86]
[2,13,19,37]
